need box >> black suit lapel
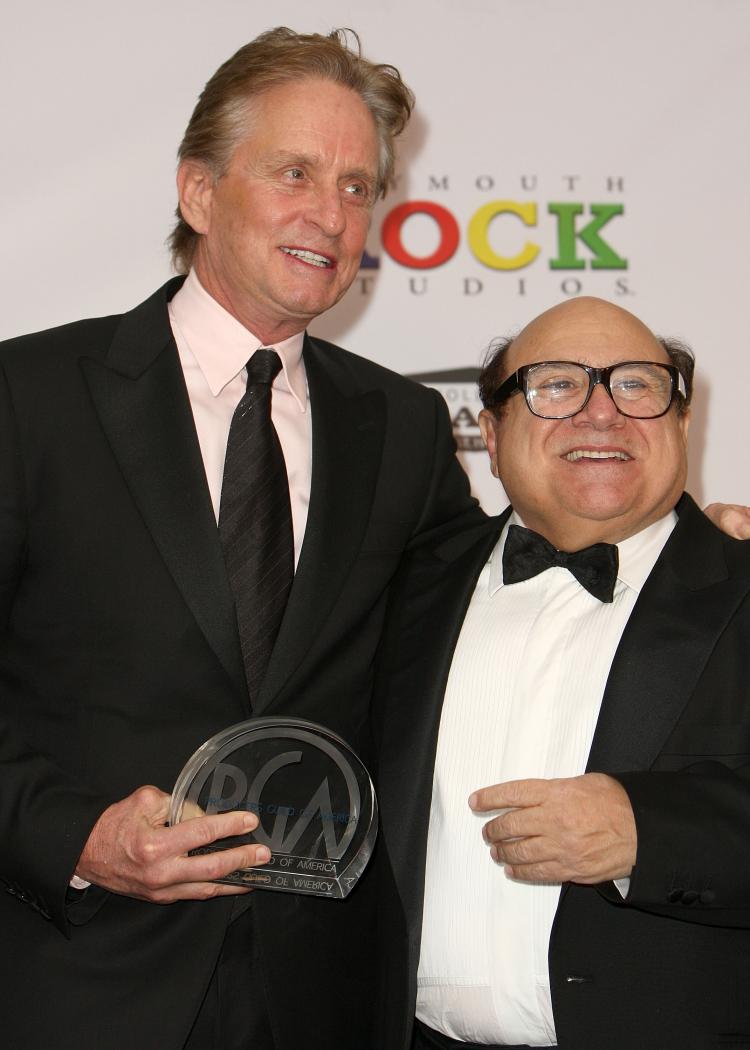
[80,281,247,700]
[254,335,388,711]
[377,514,507,920]
[588,494,746,773]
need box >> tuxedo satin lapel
[379,515,507,919]
[587,495,744,774]
[80,283,247,700]
[253,336,387,711]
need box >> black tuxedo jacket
[0,279,478,1050]
[374,495,750,1050]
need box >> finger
[719,508,750,540]
[177,882,255,899]
[142,880,256,904]
[137,839,271,898]
[703,502,750,539]
[179,799,208,821]
[119,811,266,887]
[490,836,551,868]
[469,778,549,813]
[502,860,566,884]
[174,841,272,884]
[481,806,547,845]
[704,502,750,518]
[165,809,260,857]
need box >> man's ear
[176,159,215,236]
[478,408,501,479]
[679,405,691,446]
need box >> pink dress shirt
[168,269,312,567]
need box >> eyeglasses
[486,360,684,420]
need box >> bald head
[480,297,693,419]
[477,296,693,550]
[511,297,663,369]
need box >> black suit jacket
[0,279,479,1050]
[373,495,750,1050]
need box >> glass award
[169,717,377,899]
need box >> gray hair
[169,27,414,273]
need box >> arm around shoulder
[407,385,485,549]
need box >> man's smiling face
[178,76,380,343]
[479,297,691,550]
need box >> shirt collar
[168,269,307,411]
[488,509,678,597]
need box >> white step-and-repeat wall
[3,0,748,511]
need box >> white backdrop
[3,0,749,510]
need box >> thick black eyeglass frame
[486,360,682,420]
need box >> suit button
[699,890,716,905]
[681,890,699,905]
[565,974,593,984]
[667,888,684,903]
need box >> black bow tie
[502,523,619,603]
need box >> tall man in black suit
[374,297,750,1050]
[0,28,478,1050]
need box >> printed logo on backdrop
[409,367,483,450]
[408,367,508,513]
[357,174,630,301]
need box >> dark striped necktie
[219,348,294,704]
